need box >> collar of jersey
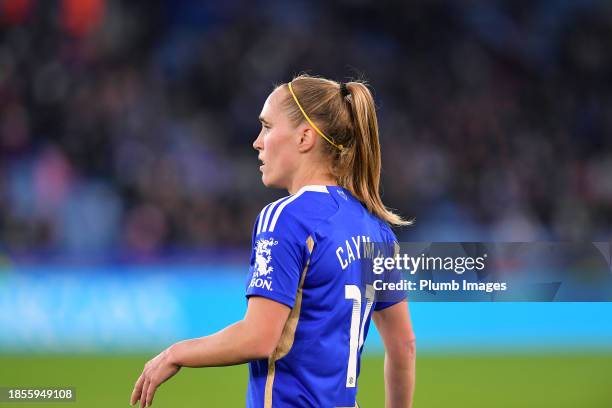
[294,185,331,194]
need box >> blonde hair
[279,74,412,227]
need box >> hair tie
[340,82,349,97]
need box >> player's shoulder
[378,217,396,237]
[255,185,338,236]
[374,215,398,243]
[359,204,398,244]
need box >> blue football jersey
[245,184,401,408]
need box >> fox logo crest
[254,237,278,278]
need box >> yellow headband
[287,81,343,151]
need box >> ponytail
[281,75,412,227]
[339,82,412,226]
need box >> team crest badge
[253,237,278,278]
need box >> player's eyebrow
[259,116,270,124]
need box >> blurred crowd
[1,0,611,259]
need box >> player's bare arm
[130,297,290,407]
[373,301,416,408]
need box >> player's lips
[258,157,265,171]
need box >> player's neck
[287,175,337,195]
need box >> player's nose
[253,134,262,151]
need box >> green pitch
[0,353,611,407]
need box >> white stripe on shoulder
[268,185,329,232]
[256,195,292,234]
[256,202,273,235]
[262,195,291,232]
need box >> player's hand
[130,347,181,408]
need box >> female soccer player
[130,74,416,408]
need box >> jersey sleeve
[374,227,407,311]
[245,204,306,309]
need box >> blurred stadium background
[1,0,612,407]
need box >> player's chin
[261,173,282,189]
[261,172,273,187]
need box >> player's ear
[297,126,316,153]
